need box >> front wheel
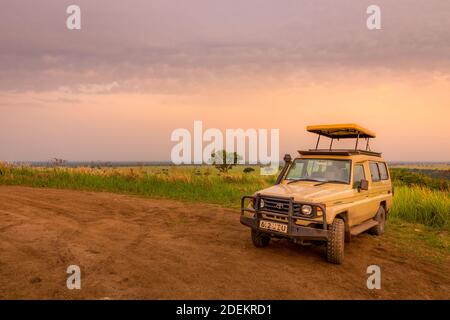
[251,229,271,247]
[326,218,345,264]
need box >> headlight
[260,199,265,208]
[301,205,312,216]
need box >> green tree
[210,150,241,174]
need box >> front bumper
[240,194,329,241]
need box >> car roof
[298,149,381,157]
[306,123,376,139]
[296,151,385,162]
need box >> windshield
[285,159,351,184]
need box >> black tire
[251,229,270,247]
[326,218,345,264]
[369,206,386,236]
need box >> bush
[390,168,449,191]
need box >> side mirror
[358,179,369,191]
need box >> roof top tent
[300,123,381,157]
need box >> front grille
[260,197,301,215]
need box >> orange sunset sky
[1,0,449,162]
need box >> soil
[0,186,448,299]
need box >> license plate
[259,220,288,233]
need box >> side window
[369,162,380,182]
[353,164,366,188]
[378,162,389,180]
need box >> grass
[0,162,449,262]
[390,185,450,230]
[0,164,275,208]
[0,163,448,230]
[385,218,450,264]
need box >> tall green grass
[390,185,449,230]
[0,164,448,230]
[0,165,274,208]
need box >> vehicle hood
[255,182,351,204]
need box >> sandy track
[0,186,448,299]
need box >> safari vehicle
[240,124,393,264]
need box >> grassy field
[1,162,449,261]
[384,218,449,263]
[0,163,448,230]
[390,185,449,229]
[0,164,275,208]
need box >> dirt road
[0,186,448,299]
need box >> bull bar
[240,194,329,240]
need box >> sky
[0,0,449,162]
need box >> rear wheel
[326,218,345,264]
[369,206,386,236]
[251,229,271,247]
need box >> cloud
[0,0,449,94]
[61,82,120,94]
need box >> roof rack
[306,123,377,153]
[298,149,382,157]
[307,123,376,139]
